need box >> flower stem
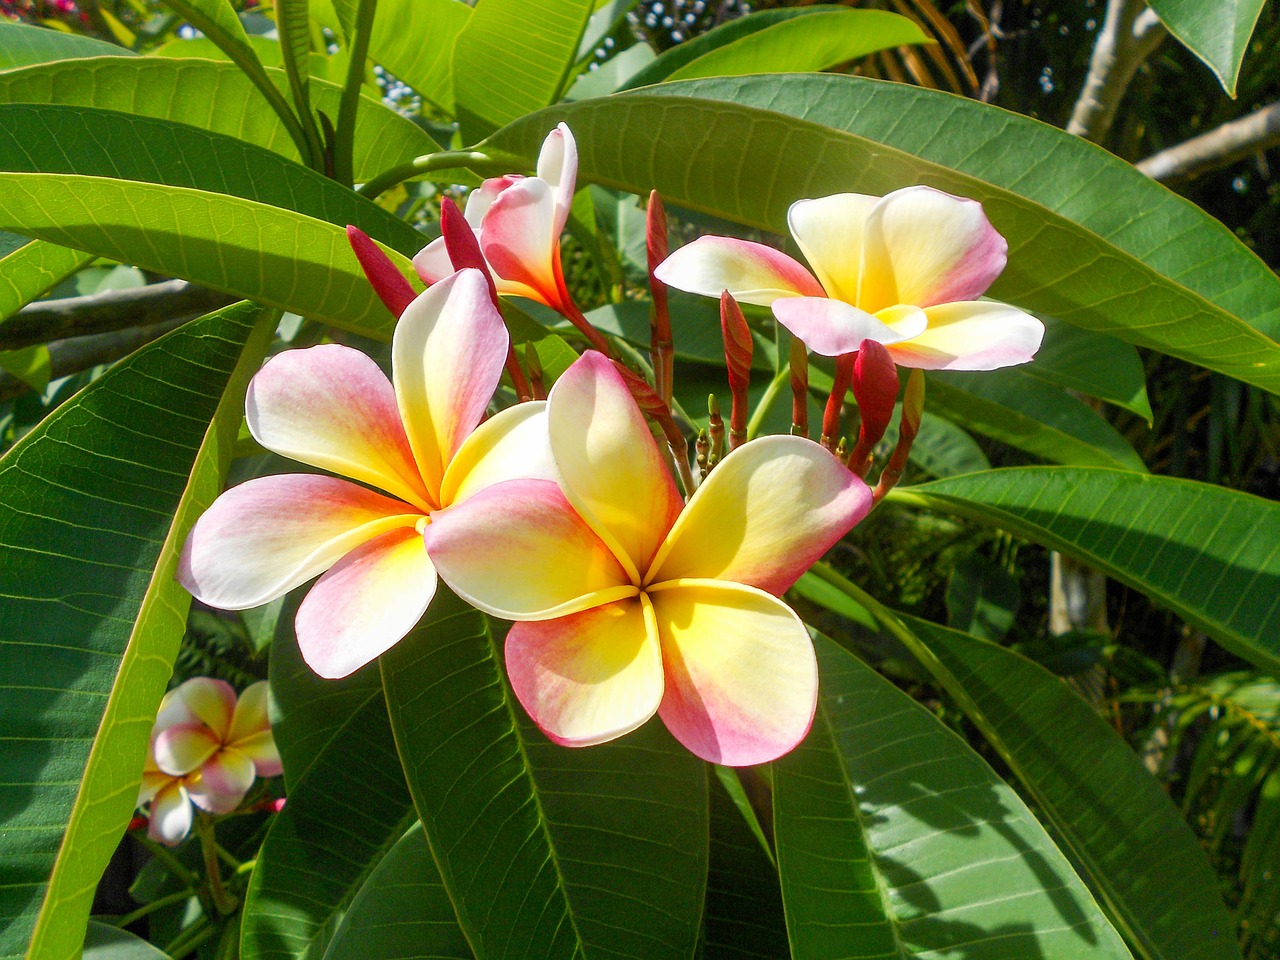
[746,367,788,441]
[114,888,198,928]
[196,813,238,917]
[133,833,200,888]
[789,339,810,438]
[163,916,216,959]
[356,150,507,200]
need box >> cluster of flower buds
[177,123,1042,766]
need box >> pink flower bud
[346,225,416,318]
[852,339,898,447]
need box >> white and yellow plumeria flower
[414,123,578,316]
[178,269,553,678]
[425,352,872,766]
[139,678,280,845]
[655,185,1044,368]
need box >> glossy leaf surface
[0,302,273,960]
[773,635,1133,958]
[0,20,132,69]
[902,615,1241,960]
[891,468,1280,672]
[0,58,435,182]
[0,238,93,325]
[1147,0,1267,95]
[381,592,708,960]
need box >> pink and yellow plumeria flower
[138,678,281,845]
[425,352,872,765]
[178,269,553,679]
[655,185,1044,369]
[413,124,577,316]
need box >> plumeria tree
[1,2,1279,960]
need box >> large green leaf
[0,238,93,325]
[928,369,1147,471]
[0,58,435,182]
[484,89,1280,393]
[1032,319,1151,421]
[1147,0,1267,96]
[772,635,1133,959]
[0,21,131,70]
[663,9,928,84]
[636,74,1280,348]
[380,590,709,960]
[899,614,1241,960]
[889,467,1280,672]
[242,644,417,960]
[323,823,472,960]
[452,0,594,140]
[0,173,407,338]
[367,0,470,113]
[0,104,421,258]
[0,302,274,960]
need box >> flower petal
[149,781,193,846]
[506,596,663,748]
[888,300,1045,370]
[548,352,683,578]
[425,478,634,620]
[787,193,880,305]
[138,761,171,805]
[393,268,509,497]
[649,435,870,595]
[654,236,825,306]
[226,681,281,776]
[246,344,432,511]
[862,186,1007,311]
[480,176,562,307]
[651,580,817,766]
[537,123,578,235]
[154,722,220,777]
[226,680,268,744]
[178,474,421,610]
[439,400,555,507]
[295,526,437,679]
[189,749,256,814]
[411,237,454,286]
[172,677,237,741]
[772,296,926,358]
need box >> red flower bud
[345,225,416,319]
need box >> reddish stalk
[719,291,752,450]
[873,369,924,502]
[820,353,855,453]
[789,339,810,437]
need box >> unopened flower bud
[346,225,416,318]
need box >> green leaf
[663,9,929,84]
[324,823,472,960]
[701,771,788,958]
[899,615,1242,960]
[890,467,1280,673]
[0,173,406,339]
[266,599,387,790]
[276,0,314,119]
[773,634,1133,959]
[0,58,436,182]
[0,103,422,256]
[83,921,174,960]
[367,0,470,113]
[0,344,50,391]
[928,369,1147,471]
[619,7,831,91]
[0,302,274,960]
[905,410,991,478]
[944,550,1020,640]
[485,85,1280,395]
[0,20,132,70]
[242,643,417,960]
[1147,0,1266,96]
[380,589,709,960]
[159,0,268,90]
[634,74,1280,350]
[1031,319,1151,422]
[453,0,594,140]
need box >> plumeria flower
[138,678,281,845]
[425,352,872,765]
[655,185,1044,369]
[178,269,553,678]
[414,123,578,317]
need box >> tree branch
[0,318,188,403]
[1136,100,1280,182]
[1066,0,1165,143]
[0,280,233,351]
